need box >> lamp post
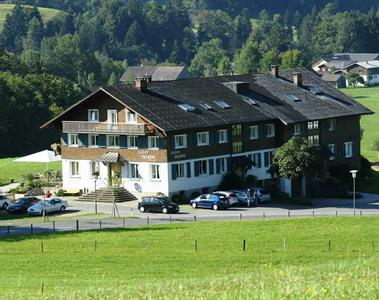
[349,170,358,214]
[92,161,100,215]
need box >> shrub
[25,187,44,196]
[171,194,188,204]
[55,189,65,197]
[191,191,201,199]
[218,173,243,190]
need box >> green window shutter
[78,134,86,147]
[99,135,106,148]
[209,159,214,175]
[216,158,221,174]
[159,137,166,149]
[138,136,148,149]
[120,136,127,148]
[62,134,68,147]
[194,161,199,177]
[171,164,177,180]
[186,162,191,178]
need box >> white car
[213,191,239,206]
[27,198,68,216]
[253,188,271,203]
[0,195,10,209]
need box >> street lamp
[349,170,358,214]
[92,161,100,215]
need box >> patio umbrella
[14,150,61,174]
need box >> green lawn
[341,86,379,163]
[0,4,62,29]
[0,218,378,299]
[0,158,61,185]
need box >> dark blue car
[190,193,229,210]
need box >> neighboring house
[42,67,372,198]
[342,61,379,86]
[120,66,192,82]
[321,72,346,89]
[312,53,379,74]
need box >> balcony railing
[62,121,147,135]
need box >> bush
[171,194,188,204]
[25,187,44,196]
[55,189,65,197]
[218,173,243,190]
[191,191,201,199]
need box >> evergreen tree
[235,40,261,74]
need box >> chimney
[293,72,302,87]
[145,74,152,83]
[271,65,279,77]
[135,76,148,92]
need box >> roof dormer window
[214,100,231,109]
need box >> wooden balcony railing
[62,121,147,135]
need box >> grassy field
[0,158,61,185]
[0,4,62,29]
[341,86,379,163]
[0,218,377,299]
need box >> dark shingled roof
[321,72,345,82]
[320,53,379,70]
[120,66,191,82]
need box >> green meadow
[0,218,378,299]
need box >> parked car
[0,195,10,209]
[190,194,229,210]
[230,190,255,206]
[253,187,271,203]
[138,196,179,214]
[7,196,41,214]
[212,191,239,206]
[27,198,68,216]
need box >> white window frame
[150,164,160,180]
[308,135,320,146]
[328,118,336,131]
[90,161,100,178]
[198,160,208,176]
[130,163,140,179]
[266,124,275,138]
[128,136,138,149]
[88,109,99,122]
[68,134,79,147]
[88,134,99,147]
[148,136,159,150]
[70,161,80,177]
[344,142,353,158]
[176,163,186,178]
[127,110,137,123]
[197,131,209,146]
[218,129,227,144]
[250,125,259,140]
[294,123,302,136]
[107,135,120,148]
[307,121,319,130]
[174,134,187,149]
[328,144,336,160]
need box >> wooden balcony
[62,121,147,135]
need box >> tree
[259,48,280,72]
[23,17,44,51]
[346,72,364,87]
[107,72,118,85]
[235,40,261,74]
[271,137,323,197]
[217,56,232,75]
[280,49,304,69]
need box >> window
[197,132,209,146]
[68,134,79,146]
[266,124,275,137]
[218,129,227,143]
[151,165,160,180]
[307,121,319,130]
[198,160,208,175]
[176,163,185,178]
[328,118,336,131]
[127,111,137,123]
[250,125,259,140]
[284,93,300,101]
[107,135,120,147]
[128,136,138,149]
[88,109,99,122]
[130,164,140,179]
[328,144,336,160]
[219,157,227,173]
[344,142,353,158]
[148,136,159,149]
[293,124,302,136]
[88,135,99,147]
[308,135,320,146]
[107,110,118,124]
[232,124,242,136]
[70,161,80,177]
[252,153,261,168]
[214,100,231,109]
[264,151,274,167]
[90,161,100,177]
[232,141,243,153]
[178,104,195,112]
[174,134,187,149]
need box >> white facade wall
[368,73,379,85]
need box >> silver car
[27,198,68,216]
[0,195,10,209]
[212,191,239,206]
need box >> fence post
[195,240,198,253]
[99,220,102,230]
[41,241,44,253]
[52,221,56,231]
[336,211,338,217]
[243,239,246,252]
[263,212,265,219]
[147,216,150,226]
[328,240,331,251]
[76,220,79,231]
[288,211,290,218]
[170,215,172,223]
[40,282,44,295]
[194,216,197,222]
[240,213,242,221]
[312,210,315,217]
[122,218,125,228]
[30,224,33,235]
[94,240,97,252]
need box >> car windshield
[15,199,27,205]
[160,198,171,204]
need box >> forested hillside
[1,0,379,156]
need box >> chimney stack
[293,72,302,87]
[135,76,148,92]
[145,74,152,83]
[271,65,279,77]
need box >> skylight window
[308,86,322,95]
[284,93,300,102]
[199,102,213,110]
[178,103,195,112]
[243,97,257,105]
[214,100,231,109]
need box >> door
[151,198,162,212]
[110,163,122,186]
[107,110,118,129]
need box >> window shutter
[62,134,68,146]
[138,136,148,149]
[216,158,221,174]
[257,153,262,168]
[99,135,106,148]
[216,130,220,143]
[264,152,269,167]
[193,133,198,147]
[78,134,86,147]
[171,164,177,180]
[194,161,199,177]
[343,143,346,158]
[186,162,191,178]
[120,136,127,148]
[159,137,166,149]
[209,159,214,175]
[209,131,214,145]
[258,125,263,139]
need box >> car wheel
[2,203,8,209]
[192,203,197,208]
[139,206,145,213]
[213,204,218,211]
[162,208,168,214]
[60,206,66,212]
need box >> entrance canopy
[14,150,61,163]
[95,152,127,163]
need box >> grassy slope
[0,218,378,299]
[0,4,61,29]
[0,158,61,185]
[341,86,379,163]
